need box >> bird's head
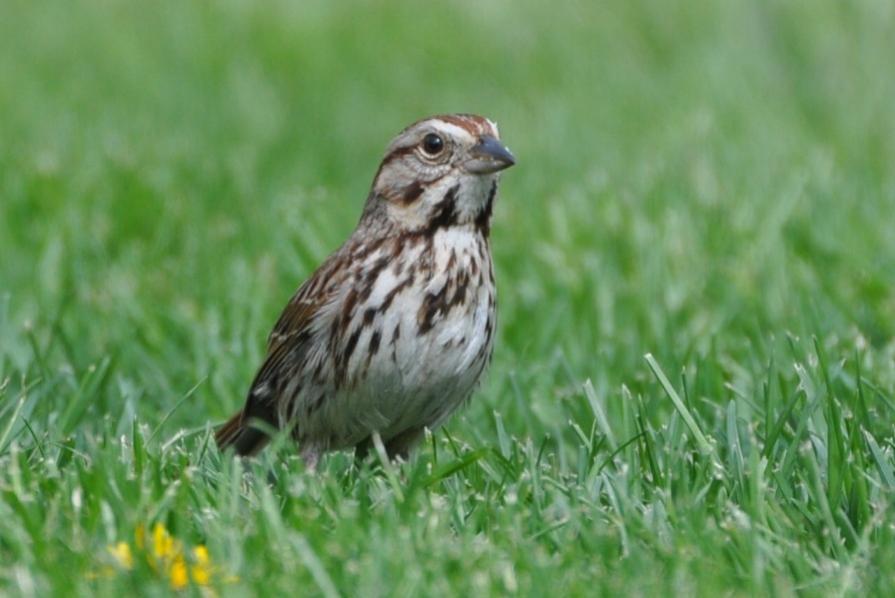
[365,114,515,234]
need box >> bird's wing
[216,252,350,454]
[252,256,350,406]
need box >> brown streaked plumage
[215,114,515,466]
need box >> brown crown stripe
[399,113,485,134]
[436,115,479,134]
[433,114,490,136]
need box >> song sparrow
[215,114,515,466]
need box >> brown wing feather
[215,252,349,455]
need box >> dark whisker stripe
[475,181,497,236]
[418,184,460,236]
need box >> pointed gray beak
[465,135,516,174]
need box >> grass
[2,0,895,594]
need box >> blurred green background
[1,0,895,595]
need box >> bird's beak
[465,135,516,174]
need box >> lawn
[2,0,895,595]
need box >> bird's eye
[421,133,445,157]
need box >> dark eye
[421,133,445,156]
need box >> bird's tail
[215,411,271,456]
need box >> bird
[215,114,515,467]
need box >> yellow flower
[99,523,235,590]
[108,542,133,569]
[152,523,178,561]
[191,545,212,586]
[169,554,189,589]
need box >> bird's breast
[332,227,496,428]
